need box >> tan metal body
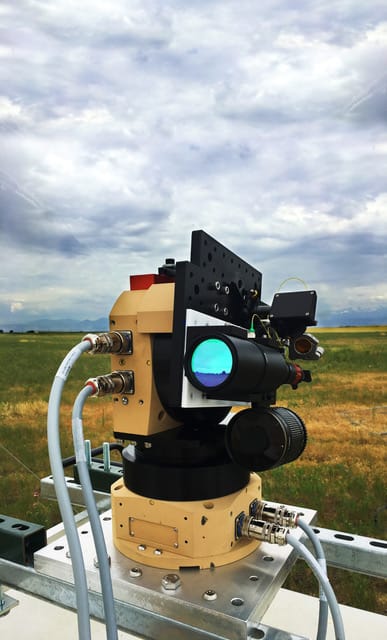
[111,474,262,569]
[109,283,180,438]
[110,281,262,569]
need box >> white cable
[72,385,118,640]
[47,341,92,640]
[287,533,345,640]
[297,518,328,640]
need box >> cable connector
[83,331,133,355]
[288,333,324,361]
[236,513,288,546]
[85,371,134,396]
[251,500,298,528]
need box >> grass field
[0,328,386,613]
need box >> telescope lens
[294,336,313,354]
[190,338,233,388]
[225,406,307,471]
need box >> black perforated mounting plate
[168,230,263,407]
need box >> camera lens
[185,332,298,399]
[225,406,307,471]
[190,338,233,387]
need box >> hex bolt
[161,573,181,591]
[130,567,142,578]
[203,589,217,601]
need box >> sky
[0,1,386,328]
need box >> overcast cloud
[0,1,386,326]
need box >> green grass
[0,333,110,403]
[277,329,387,407]
[0,329,386,613]
[0,333,111,528]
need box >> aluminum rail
[302,527,387,580]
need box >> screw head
[130,567,142,578]
[203,589,217,601]
[161,573,181,590]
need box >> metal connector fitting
[83,331,133,355]
[86,371,134,396]
[255,502,298,528]
[288,333,324,361]
[241,516,288,546]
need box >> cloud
[10,301,24,313]
[0,172,84,255]
[0,1,386,324]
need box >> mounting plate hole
[249,629,265,639]
[231,597,244,607]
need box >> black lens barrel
[186,334,296,400]
[225,406,307,471]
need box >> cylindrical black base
[122,424,250,501]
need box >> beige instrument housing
[111,474,262,570]
[109,282,180,438]
[110,280,262,568]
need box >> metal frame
[0,584,18,617]
[302,526,387,579]
[1,480,386,639]
[0,505,316,640]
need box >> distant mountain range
[0,306,386,333]
[0,317,109,333]
[317,306,386,328]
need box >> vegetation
[0,329,386,613]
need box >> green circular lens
[190,338,233,387]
